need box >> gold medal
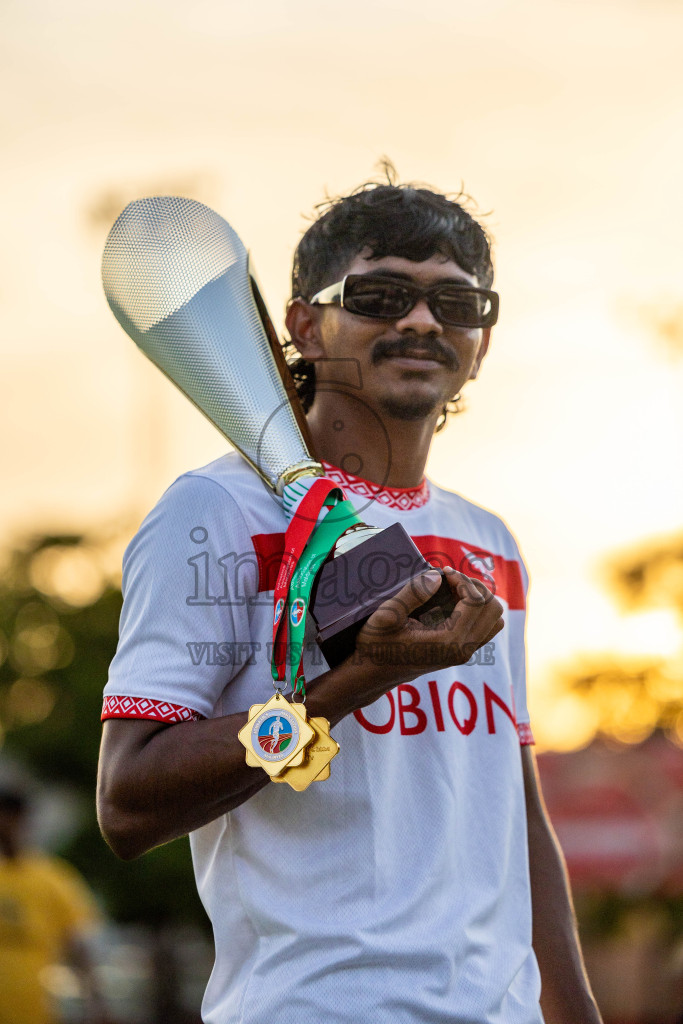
[242,700,266,765]
[238,692,314,777]
[272,716,339,791]
[243,702,266,768]
[277,699,312,770]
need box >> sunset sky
[2,0,682,747]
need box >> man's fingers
[482,616,505,645]
[355,564,506,675]
[442,568,504,636]
[361,569,443,637]
[358,566,504,665]
[443,567,494,606]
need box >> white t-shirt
[104,453,542,1024]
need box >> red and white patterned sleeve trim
[102,695,204,723]
[517,721,535,746]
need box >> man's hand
[312,567,504,716]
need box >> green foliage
[576,892,683,941]
[0,533,209,931]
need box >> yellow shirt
[0,852,98,1024]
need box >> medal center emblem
[251,709,300,762]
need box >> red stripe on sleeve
[102,695,203,722]
[517,722,535,745]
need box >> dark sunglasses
[309,274,499,329]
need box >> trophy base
[310,523,456,669]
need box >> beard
[378,391,444,421]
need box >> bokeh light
[29,546,106,609]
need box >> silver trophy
[102,196,322,494]
[102,197,454,666]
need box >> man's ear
[469,327,491,380]
[285,299,326,361]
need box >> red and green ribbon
[271,481,362,697]
[286,498,361,697]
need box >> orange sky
[2,0,682,746]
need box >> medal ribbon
[286,498,362,697]
[271,478,346,687]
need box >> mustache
[371,334,458,369]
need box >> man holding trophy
[97,175,602,1024]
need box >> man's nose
[394,299,443,335]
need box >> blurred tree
[556,534,683,746]
[606,535,683,622]
[568,301,683,745]
[0,533,208,930]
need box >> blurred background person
[0,783,109,1024]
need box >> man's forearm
[522,749,602,1024]
[97,655,379,860]
[98,712,266,859]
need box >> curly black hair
[283,163,495,433]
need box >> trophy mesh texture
[102,196,311,489]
